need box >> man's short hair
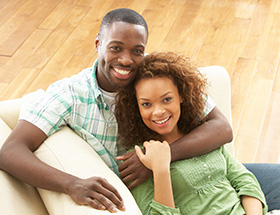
[99,8,148,37]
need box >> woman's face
[135,76,183,142]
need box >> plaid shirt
[20,60,216,175]
[20,60,121,174]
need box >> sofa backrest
[199,66,234,154]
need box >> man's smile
[114,67,131,76]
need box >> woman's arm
[135,141,175,208]
[241,195,263,215]
[222,146,267,214]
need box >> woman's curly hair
[115,51,208,150]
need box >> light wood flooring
[0,0,279,163]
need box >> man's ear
[95,33,100,52]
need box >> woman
[115,52,267,215]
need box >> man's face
[95,22,148,92]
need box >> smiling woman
[115,51,267,215]
[115,51,208,150]
[135,77,183,143]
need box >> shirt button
[203,164,207,167]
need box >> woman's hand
[135,140,175,208]
[135,140,171,171]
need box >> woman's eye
[141,102,150,107]
[164,97,172,102]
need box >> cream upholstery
[0,66,233,214]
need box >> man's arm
[0,120,125,213]
[170,106,233,161]
[117,107,233,190]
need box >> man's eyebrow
[109,41,145,48]
[109,40,124,45]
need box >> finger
[135,145,145,161]
[100,179,123,202]
[98,180,126,212]
[85,197,106,211]
[116,150,134,161]
[119,165,133,180]
[127,178,142,190]
[87,193,118,213]
[118,160,129,173]
[121,173,137,186]
[118,151,136,172]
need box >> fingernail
[112,207,118,213]
[120,205,126,211]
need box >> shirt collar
[91,59,110,110]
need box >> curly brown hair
[115,51,208,150]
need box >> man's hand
[117,150,152,190]
[68,176,126,213]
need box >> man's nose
[118,51,133,66]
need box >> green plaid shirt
[20,60,121,174]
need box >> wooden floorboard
[0,0,279,163]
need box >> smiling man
[0,8,149,213]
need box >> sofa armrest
[35,126,142,214]
[0,117,49,215]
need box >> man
[0,8,278,213]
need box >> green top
[131,146,267,215]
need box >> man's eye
[110,46,120,51]
[133,49,144,55]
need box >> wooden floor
[0,0,279,163]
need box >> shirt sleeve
[149,200,181,215]
[203,95,216,116]
[19,80,73,136]
[222,146,268,214]
[131,179,181,215]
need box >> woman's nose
[153,105,165,116]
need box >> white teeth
[114,68,130,75]
[154,117,170,124]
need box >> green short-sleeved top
[132,146,268,215]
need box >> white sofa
[0,66,233,215]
